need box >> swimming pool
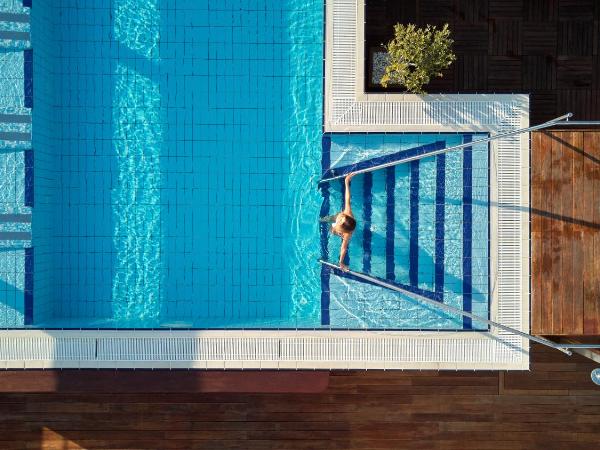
[0,0,489,331]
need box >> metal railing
[320,113,572,183]
[549,121,600,126]
[319,260,574,356]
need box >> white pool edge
[0,329,528,370]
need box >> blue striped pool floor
[321,133,490,330]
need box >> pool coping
[0,329,528,370]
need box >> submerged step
[321,140,446,182]
[321,133,490,331]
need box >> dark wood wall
[366,0,600,124]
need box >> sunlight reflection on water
[111,0,163,322]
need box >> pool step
[353,149,446,300]
[321,135,479,328]
[0,11,31,50]
[321,140,445,182]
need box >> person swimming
[320,172,357,271]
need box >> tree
[381,23,456,94]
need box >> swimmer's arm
[343,173,355,215]
[339,236,350,271]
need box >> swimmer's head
[334,213,356,233]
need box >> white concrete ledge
[0,330,529,370]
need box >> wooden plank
[524,0,559,21]
[536,132,555,334]
[530,235,543,335]
[592,130,600,335]
[454,0,488,23]
[488,0,523,18]
[488,19,522,57]
[522,22,558,54]
[559,131,574,334]
[454,53,488,91]
[531,133,550,334]
[583,131,600,334]
[523,55,556,90]
[556,89,593,121]
[557,20,593,56]
[533,130,600,336]
[571,131,585,335]
[530,91,557,124]
[549,131,564,334]
[558,0,595,19]
[0,371,329,394]
[488,56,522,91]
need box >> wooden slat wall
[531,130,600,335]
[0,346,598,449]
[365,0,600,124]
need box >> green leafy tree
[381,23,456,94]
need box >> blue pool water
[0,1,489,330]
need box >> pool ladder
[320,113,573,183]
[320,260,600,356]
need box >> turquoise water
[29,0,325,329]
[0,1,490,330]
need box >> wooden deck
[531,130,600,336]
[365,0,600,124]
[0,345,598,449]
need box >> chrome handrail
[320,112,573,183]
[319,260,573,356]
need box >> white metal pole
[319,260,572,356]
[320,113,573,183]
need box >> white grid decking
[0,330,527,370]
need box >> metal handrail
[319,260,573,356]
[320,112,573,183]
[549,121,600,126]
[555,344,600,348]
